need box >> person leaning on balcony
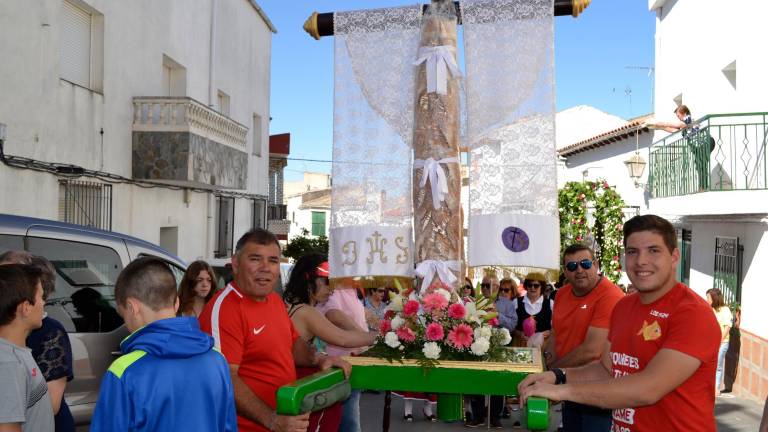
[644,105,714,191]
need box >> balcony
[132,97,249,189]
[268,204,287,220]
[650,113,768,196]
[648,112,768,215]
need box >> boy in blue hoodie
[90,257,237,431]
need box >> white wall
[687,220,768,340]
[286,194,330,240]
[652,0,768,119]
[0,0,272,261]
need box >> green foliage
[283,229,329,261]
[558,180,626,283]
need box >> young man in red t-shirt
[199,229,350,432]
[519,215,720,432]
[544,243,624,431]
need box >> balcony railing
[133,97,248,149]
[649,112,768,198]
[268,204,287,220]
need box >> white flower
[384,332,401,348]
[496,328,512,345]
[463,302,487,324]
[422,342,441,359]
[470,337,490,356]
[436,288,451,302]
[474,326,492,340]
[391,316,405,330]
[388,295,404,312]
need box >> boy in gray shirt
[0,264,54,432]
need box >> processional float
[277,0,591,430]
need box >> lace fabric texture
[462,0,558,267]
[330,6,421,279]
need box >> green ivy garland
[558,180,626,283]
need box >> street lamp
[624,125,647,188]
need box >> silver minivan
[0,213,186,425]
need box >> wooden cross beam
[304,0,591,39]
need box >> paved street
[359,392,765,431]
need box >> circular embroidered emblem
[501,226,530,252]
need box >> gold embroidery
[366,231,388,264]
[341,241,358,265]
[395,236,409,264]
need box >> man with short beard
[543,243,623,431]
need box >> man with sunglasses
[543,244,624,431]
[519,215,720,432]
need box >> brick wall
[730,327,768,403]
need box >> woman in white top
[707,288,733,395]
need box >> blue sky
[260,1,656,181]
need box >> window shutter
[60,1,91,87]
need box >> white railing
[132,97,248,150]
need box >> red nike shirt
[200,283,299,432]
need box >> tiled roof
[558,114,654,157]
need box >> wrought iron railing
[649,112,768,198]
[268,204,287,220]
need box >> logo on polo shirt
[580,304,587,309]
[253,325,266,335]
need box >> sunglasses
[499,288,511,293]
[524,282,542,289]
[565,259,593,272]
[481,283,491,289]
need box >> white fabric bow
[415,260,461,292]
[414,157,459,210]
[413,45,461,95]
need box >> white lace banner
[462,0,558,269]
[329,225,414,279]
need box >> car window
[27,236,124,333]
[137,254,186,288]
[0,234,24,254]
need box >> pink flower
[523,316,537,338]
[403,300,420,317]
[578,193,586,200]
[396,326,416,343]
[448,303,466,320]
[384,310,396,320]
[576,235,583,241]
[603,181,610,189]
[488,317,499,327]
[425,323,445,341]
[447,324,474,349]
[379,320,391,335]
[422,293,448,312]
[427,281,451,292]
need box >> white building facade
[0,0,275,262]
[649,0,768,403]
[285,173,332,242]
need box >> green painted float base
[436,394,463,422]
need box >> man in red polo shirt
[520,215,720,432]
[200,229,350,432]
[544,243,624,431]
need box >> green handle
[275,369,348,415]
[525,397,550,431]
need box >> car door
[25,225,131,425]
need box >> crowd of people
[1,214,767,431]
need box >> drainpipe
[208,0,217,107]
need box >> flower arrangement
[558,179,626,283]
[365,282,516,369]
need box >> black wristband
[552,368,566,385]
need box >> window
[162,54,186,97]
[252,199,266,229]
[58,180,113,230]
[311,211,326,237]
[218,90,230,117]
[60,0,103,90]
[159,227,179,255]
[252,114,262,156]
[215,196,235,258]
[27,236,124,333]
[0,234,24,254]
[713,236,743,306]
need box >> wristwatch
[552,368,567,385]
